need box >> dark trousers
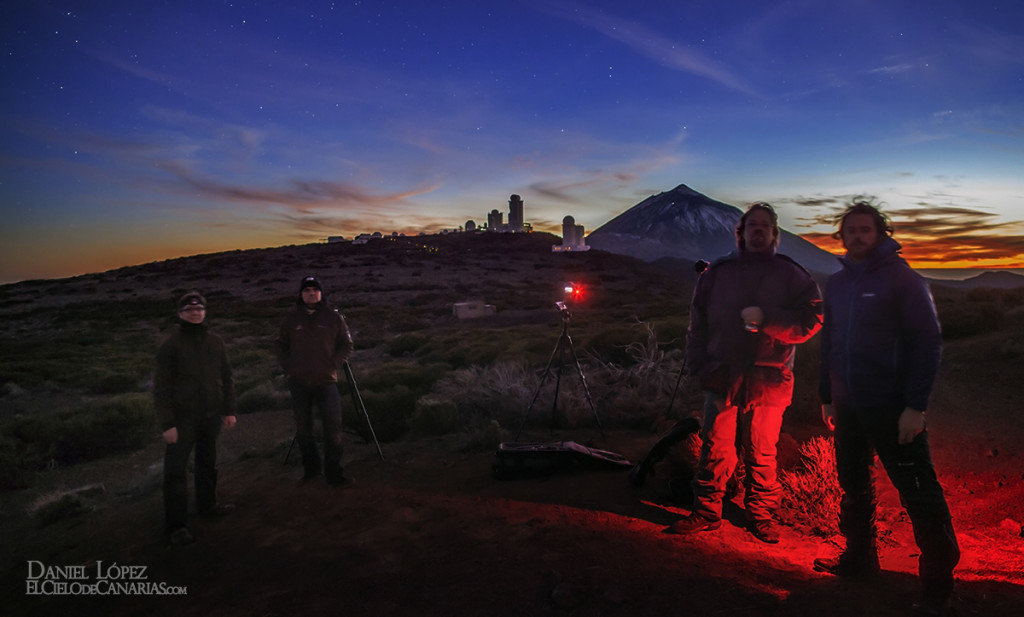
[290,380,345,481]
[834,405,960,602]
[164,415,222,533]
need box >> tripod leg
[514,334,562,441]
[565,332,605,440]
[284,435,296,465]
[549,339,567,432]
[665,361,688,418]
[343,361,384,460]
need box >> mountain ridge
[587,184,840,275]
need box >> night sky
[2,1,1023,283]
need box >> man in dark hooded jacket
[814,202,959,617]
[671,202,823,543]
[154,291,237,546]
[278,275,354,485]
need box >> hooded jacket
[154,320,236,431]
[277,291,354,386]
[686,248,823,407]
[819,236,942,413]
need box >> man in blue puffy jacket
[814,201,959,617]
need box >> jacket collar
[840,236,903,271]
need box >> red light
[564,283,584,302]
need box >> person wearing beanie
[277,275,354,485]
[154,291,237,546]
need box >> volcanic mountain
[586,184,840,275]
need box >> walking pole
[344,361,384,460]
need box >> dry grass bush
[423,362,536,431]
[778,435,841,537]
[408,322,699,436]
[586,322,688,427]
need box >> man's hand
[162,427,178,444]
[898,408,926,444]
[741,306,764,329]
[821,404,836,431]
[222,415,237,430]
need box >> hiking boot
[667,513,722,534]
[199,503,235,518]
[813,550,881,577]
[327,475,355,487]
[750,519,780,544]
[168,527,194,546]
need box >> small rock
[998,518,1022,536]
[1,382,25,397]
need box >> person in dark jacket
[278,275,354,485]
[814,202,959,617]
[154,291,237,546]
[671,202,823,543]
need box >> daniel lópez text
[25,560,187,596]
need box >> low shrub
[7,394,156,468]
[0,432,45,490]
[386,332,430,357]
[459,419,508,452]
[937,299,1006,339]
[350,385,418,442]
[409,396,461,435]
[237,381,290,414]
[357,362,448,394]
[85,369,142,395]
[57,393,156,464]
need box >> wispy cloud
[156,159,436,210]
[531,1,757,97]
[791,196,1024,265]
[867,63,916,75]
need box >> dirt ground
[2,397,1023,617]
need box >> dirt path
[3,408,1022,617]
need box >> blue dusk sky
[2,0,1023,283]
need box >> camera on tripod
[554,301,571,320]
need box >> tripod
[515,303,605,441]
[284,360,384,464]
[343,361,384,460]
